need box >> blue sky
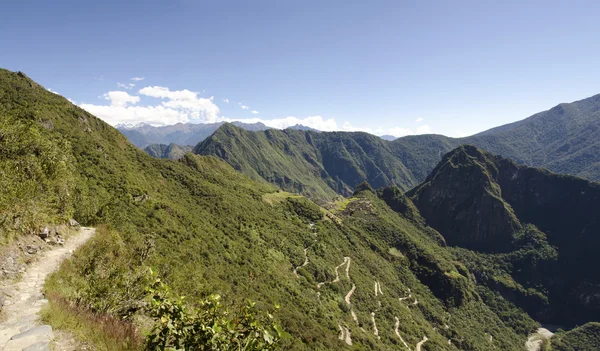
[1,0,599,137]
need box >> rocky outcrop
[408,145,522,252]
[410,145,600,325]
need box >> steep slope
[143,143,192,160]
[409,145,600,326]
[551,322,600,351]
[117,121,269,148]
[392,93,600,183]
[1,68,536,350]
[191,94,600,200]
[194,124,416,200]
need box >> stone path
[0,227,95,351]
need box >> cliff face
[408,145,522,252]
[410,145,600,325]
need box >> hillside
[190,94,600,200]
[1,68,563,350]
[117,121,269,148]
[408,145,600,327]
[194,124,417,200]
[143,143,192,160]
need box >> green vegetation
[550,323,600,351]
[1,68,536,350]
[145,276,285,350]
[194,124,417,200]
[0,112,75,241]
[143,143,192,160]
[189,94,600,201]
[4,69,599,350]
[409,145,600,327]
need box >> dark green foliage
[551,322,600,351]
[411,145,600,326]
[1,68,546,350]
[284,197,322,222]
[144,143,192,160]
[189,94,600,201]
[408,145,522,252]
[376,186,424,225]
[0,96,75,240]
[194,124,416,200]
[145,276,284,350]
[353,181,375,195]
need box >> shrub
[145,276,288,350]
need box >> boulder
[37,227,49,239]
[68,218,80,228]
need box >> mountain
[143,143,192,160]
[1,68,556,350]
[117,121,270,148]
[194,94,600,200]
[194,124,417,200]
[408,145,600,326]
[285,124,321,132]
[379,135,397,141]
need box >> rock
[26,245,38,255]
[68,218,80,228]
[23,342,51,351]
[38,227,49,239]
[9,325,53,341]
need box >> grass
[41,293,143,351]
[262,191,303,204]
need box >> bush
[145,276,288,350]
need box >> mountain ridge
[190,92,600,199]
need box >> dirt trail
[293,248,309,278]
[525,328,554,351]
[394,317,411,350]
[415,336,428,351]
[338,325,352,345]
[332,257,350,283]
[370,312,380,340]
[344,284,356,305]
[0,227,95,351]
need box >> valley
[0,69,599,350]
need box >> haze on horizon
[1,0,599,137]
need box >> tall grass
[41,293,143,351]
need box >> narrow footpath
[0,227,95,351]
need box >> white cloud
[251,110,259,115]
[47,88,59,94]
[103,91,140,107]
[80,85,220,126]
[80,103,188,126]
[416,125,431,134]
[223,98,230,103]
[131,77,144,81]
[415,117,424,123]
[138,86,220,122]
[117,82,132,90]
[240,104,249,110]
[129,83,135,87]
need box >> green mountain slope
[192,94,600,200]
[1,68,543,350]
[117,121,269,148]
[409,145,600,327]
[194,124,416,200]
[143,143,192,160]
